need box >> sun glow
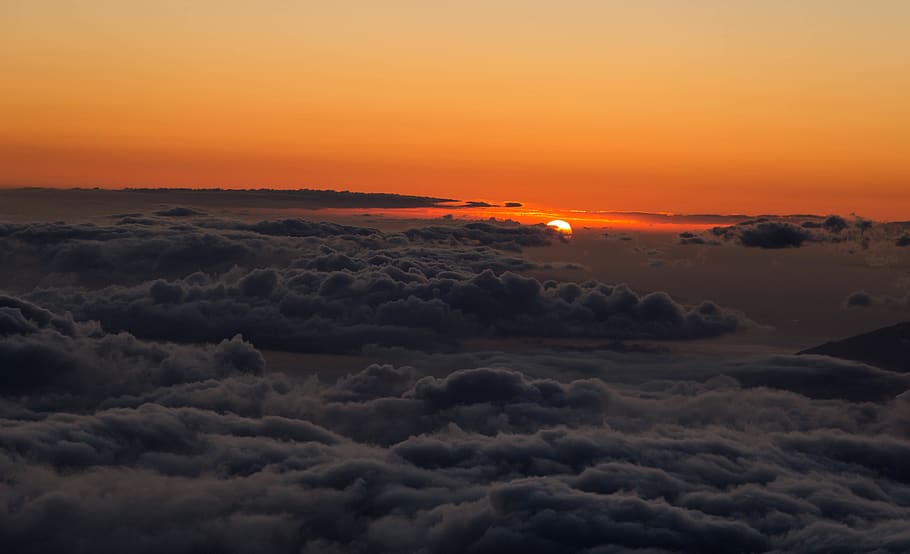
[2,2,908,218]
[547,219,573,235]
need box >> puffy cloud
[739,222,810,248]
[845,290,874,307]
[24,268,747,353]
[0,218,549,290]
[1,215,749,353]
[0,295,76,336]
[0,295,263,410]
[403,221,554,251]
[678,231,712,245]
[2,297,910,552]
[702,216,877,248]
[844,290,910,311]
[5,205,906,552]
[822,215,849,233]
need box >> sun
[547,219,573,235]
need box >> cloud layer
[699,215,910,250]
[2,209,907,552]
[3,217,747,352]
[2,294,910,553]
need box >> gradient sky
[2,1,909,217]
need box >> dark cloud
[0,217,748,353]
[0,310,262,410]
[845,290,875,307]
[822,215,849,233]
[0,218,553,290]
[154,206,206,217]
[0,295,76,336]
[678,231,717,246]
[843,290,910,311]
[3,203,905,552]
[704,216,875,248]
[116,216,158,225]
[2,297,910,552]
[24,267,747,353]
[739,222,810,248]
[211,218,380,239]
[403,221,554,251]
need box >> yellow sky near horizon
[2,1,909,217]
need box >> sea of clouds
[2,209,909,553]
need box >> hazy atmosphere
[3,1,909,215]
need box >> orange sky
[2,1,909,218]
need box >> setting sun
[547,219,573,235]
